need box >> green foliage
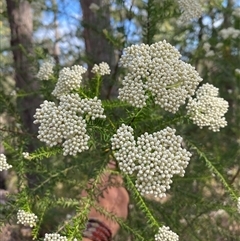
[1,1,240,241]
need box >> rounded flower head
[119,43,151,108]
[111,125,191,198]
[22,152,30,159]
[44,233,68,241]
[17,210,38,227]
[81,96,107,120]
[233,7,240,18]
[33,100,63,147]
[237,197,240,214]
[0,154,12,171]
[178,0,202,22]
[89,3,100,12]
[186,83,229,132]
[155,226,179,241]
[91,62,111,76]
[34,94,105,156]
[111,124,137,174]
[119,40,202,113]
[219,27,240,40]
[52,65,87,98]
[235,69,240,76]
[135,127,191,198]
[36,60,55,80]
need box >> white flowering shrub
[233,7,240,18]
[17,210,38,227]
[0,153,12,171]
[52,65,87,98]
[237,197,240,214]
[235,69,240,76]
[22,152,30,159]
[187,83,229,132]
[177,0,202,22]
[91,62,111,76]
[33,94,106,156]
[119,40,203,112]
[43,233,68,241]
[1,1,240,241]
[37,61,55,81]
[111,125,191,198]
[155,226,179,241]
[219,27,240,40]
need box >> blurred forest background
[0,0,240,240]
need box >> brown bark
[6,0,40,138]
[2,1,41,239]
[6,0,41,187]
[223,0,234,28]
[80,0,117,98]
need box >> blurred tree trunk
[222,0,234,60]
[6,0,41,188]
[52,0,60,64]
[80,0,117,99]
[223,0,234,28]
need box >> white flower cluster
[37,61,54,80]
[119,40,202,113]
[205,51,214,57]
[235,69,240,76]
[34,94,106,156]
[233,7,240,18]
[22,152,30,159]
[91,62,111,76]
[219,27,240,40]
[155,226,179,241]
[202,43,214,57]
[10,90,17,96]
[111,125,191,198]
[44,233,68,241]
[89,3,100,12]
[187,83,229,132]
[83,96,107,120]
[0,154,12,171]
[52,65,87,99]
[17,210,38,227]
[177,0,202,22]
[216,42,223,49]
[202,42,210,52]
[237,197,240,214]
[111,124,137,174]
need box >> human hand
[81,161,129,240]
